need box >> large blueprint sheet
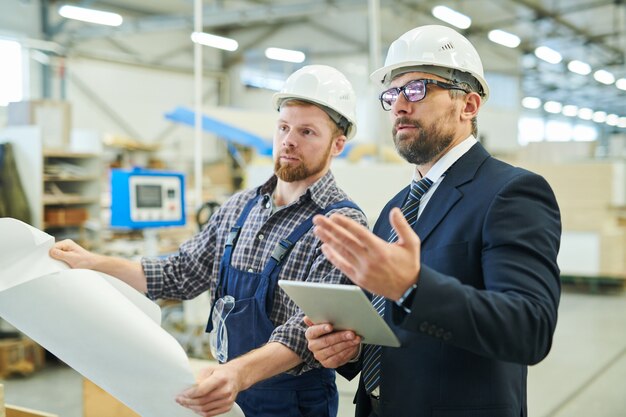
[0,218,243,417]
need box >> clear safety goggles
[209,295,235,363]
[379,79,469,111]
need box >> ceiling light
[577,107,594,120]
[562,105,578,117]
[191,32,238,51]
[543,101,562,114]
[567,60,591,76]
[616,78,626,91]
[593,69,615,85]
[431,6,471,29]
[534,46,562,64]
[487,30,520,48]
[264,47,306,63]
[58,4,123,26]
[521,96,541,109]
[606,114,619,126]
[618,117,626,128]
[592,111,607,123]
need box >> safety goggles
[209,295,235,363]
[379,79,469,111]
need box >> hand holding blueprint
[0,218,243,417]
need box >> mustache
[394,117,420,129]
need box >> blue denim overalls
[207,193,360,417]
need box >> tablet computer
[278,280,401,347]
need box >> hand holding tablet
[278,280,401,347]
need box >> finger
[316,336,360,361]
[53,239,77,251]
[328,213,390,252]
[320,344,360,368]
[303,316,316,327]
[305,323,334,341]
[307,329,356,352]
[320,244,358,279]
[313,215,366,255]
[389,207,420,247]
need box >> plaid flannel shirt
[142,171,368,372]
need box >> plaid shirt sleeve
[268,205,368,374]
[141,199,231,301]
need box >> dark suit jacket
[339,143,561,417]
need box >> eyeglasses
[209,295,235,363]
[379,79,469,111]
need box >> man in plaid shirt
[50,65,367,417]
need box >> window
[0,39,23,106]
[518,115,599,145]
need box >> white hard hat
[370,25,490,102]
[273,65,357,140]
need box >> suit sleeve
[393,172,561,365]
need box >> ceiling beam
[57,0,366,42]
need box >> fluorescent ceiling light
[543,101,562,114]
[592,111,607,123]
[488,30,520,48]
[593,69,615,85]
[616,78,626,91]
[606,114,619,126]
[577,107,594,120]
[534,46,562,64]
[58,5,123,26]
[562,105,578,117]
[618,117,626,128]
[191,32,238,51]
[265,47,306,63]
[521,96,541,109]
[432,6,471,29]
[567,60,591,75]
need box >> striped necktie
[362,177,434,396]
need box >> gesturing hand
[312,208,422,300]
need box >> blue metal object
[111,168,186,229]
[164,106,273,156]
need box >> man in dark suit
[304,25,561,417]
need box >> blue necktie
[362,177,434,396]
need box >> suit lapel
[415,143,490,243]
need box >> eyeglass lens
[380,80,427,110]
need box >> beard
[274,140,333,182]
[392,113,456,166]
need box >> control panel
[111,169,186,229]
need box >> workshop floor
[2,287,626,417]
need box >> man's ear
[332,135,347,157]
[460,92,481,122]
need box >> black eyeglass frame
[378,79,470,111]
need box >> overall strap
[208,193,261,332]
[260,200,362,311]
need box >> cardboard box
[83,379,139,417]
[7,100,71,150]
[0,338,45,379]
[43,207,88,226]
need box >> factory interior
[1,0,626,416]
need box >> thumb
[389,207,420,247]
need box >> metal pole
[368,0,384,161]
[194,0,203,209]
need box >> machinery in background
[110,168,185,230]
